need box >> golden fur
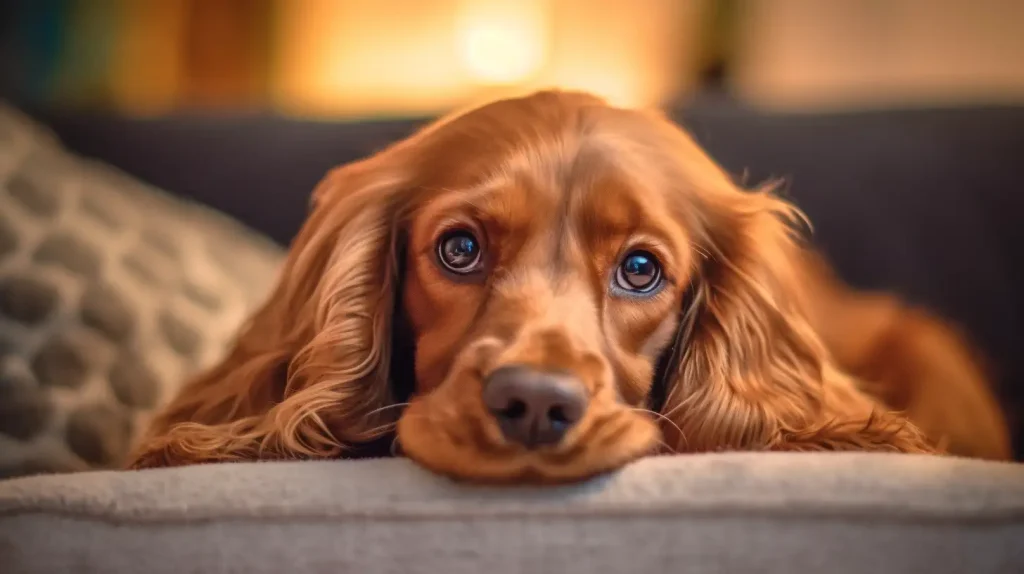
[127,91,1011,482]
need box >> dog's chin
[395,400,662,484]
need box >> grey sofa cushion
[0,452,1022,574]
[0,104,285,479]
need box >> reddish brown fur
[127,91,1011,481]
[793,251,1011,459]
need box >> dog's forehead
[413,121,681,236]
[494,141,675,235]
[408,96,692,256]
[417,94,665,188]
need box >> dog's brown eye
[615,251,661,294]
[437,230,482,273]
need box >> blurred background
[0,0,1023,471]
[1,0,1021,118]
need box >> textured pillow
[0,104,284,479]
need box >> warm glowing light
[270,0,697,118]
[456,0,548,84]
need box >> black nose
[482,365,588,448]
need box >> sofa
[1,97,1023,572]
[2,453,1023,573]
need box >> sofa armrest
[1,452,1022,573]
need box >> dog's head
[150,91,934,481]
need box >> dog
[127,91,1011,482]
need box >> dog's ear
[652,135,935,454]
[128,153,412,468]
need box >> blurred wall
[0,0,1021,118]
[0,0,703,118]
[732,0,1024,111]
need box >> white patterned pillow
[0,104,284,478]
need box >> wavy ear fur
[657,179,936,455]
[128,156,410,468]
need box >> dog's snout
[482,365,588,447]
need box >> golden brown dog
[127,91,1011,482]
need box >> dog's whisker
[693,245,712,260]
[363,403,410,419]
[361,422,398,439]
[631,407,688,451]
[382,411,444,457]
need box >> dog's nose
[482,365,588,447]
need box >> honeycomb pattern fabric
[0,104,284,479]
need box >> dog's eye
[437,230,482,273]
[615,251,661,294]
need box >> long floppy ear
[793,249,1011,459]
[127,154,410,468]
[656,171,937,454]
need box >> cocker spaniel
[128,91,1011,482]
